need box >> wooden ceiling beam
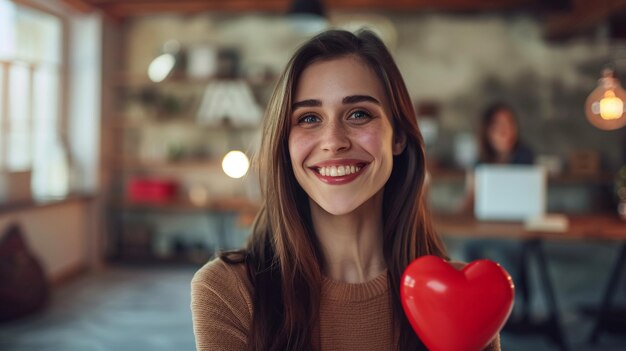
[60,0,97,13]
[99,0,288,18]
[80,0,544,18]
[329,0,536,12]
[545,0,626,39]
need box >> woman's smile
[309,160,370,185]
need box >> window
[0,0,65,198]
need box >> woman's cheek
[288,130,314,164]
[357,126,391,153]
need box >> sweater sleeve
[190,258,253,351]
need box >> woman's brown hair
[221,29,447,351]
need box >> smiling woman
[191,30,500,351]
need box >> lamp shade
[585,69,626,131]
[286,0,328,35]
[196,80,262,127]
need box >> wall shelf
[109,117,261,130]
[109,159,222,172]
[104,61,270,263]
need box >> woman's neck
[310,191,386,284]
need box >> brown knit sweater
[191,258,501,350]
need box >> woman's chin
[310,193,384,217]
[311,199,362,217]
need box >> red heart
[401,255,514,351]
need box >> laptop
[474,165,546,221]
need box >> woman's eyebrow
[292,99,321,110]
[292,95,380,110]
[342,95,380,105]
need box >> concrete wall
[109,11,626,254]
[121,12,625,173]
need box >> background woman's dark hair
[479,101,520,164]
[221,29,447,351]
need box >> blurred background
[0,0,625,350]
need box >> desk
[433,214,626,351]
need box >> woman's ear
[393,130,407,155]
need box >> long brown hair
[221,29,447,351]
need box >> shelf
[109,159,222,171]
[110,116,198,128]
[112,73,215,87]
[113,196,260,213]
[111,73,273,88]
[109,116,261,131]
[105,67,274,262]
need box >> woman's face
[288,55,403,215]
[487,109,518,156]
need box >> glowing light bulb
[585,69,626,130]
[147,53,175,82]
[222,151,249,179]
[599,90,623,120]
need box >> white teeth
[317,164,365,177]
[330,166,338,177]
[337,165,346,176]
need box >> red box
[128,178,178,203]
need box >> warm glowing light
[222,151,249,179]
[598,90,623,120]
[147,53,175,82]
[585,69,626,130]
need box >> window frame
[0,0,69,173]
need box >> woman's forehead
[294,55,386,104]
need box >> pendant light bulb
[222,150,249,179]
[585,69,626,130]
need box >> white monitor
[474,165,546,221]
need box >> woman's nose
[320,120,350,153]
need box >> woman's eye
[348,110,371,121]
[298,115,320,125]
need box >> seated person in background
[459,101,534,213]
[458,102,534,323]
